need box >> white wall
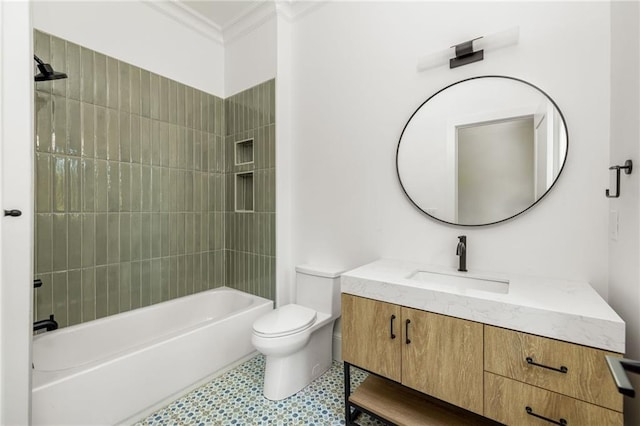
[0,1,34,423]
[609,1,640,424]
[225,14,277,97]
[287,2,611,297]
[32,1,225,96]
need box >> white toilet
[251,265,342,400]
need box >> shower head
[34,54,67,81]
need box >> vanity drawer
[484,372,622,426]
[484,325,623,412]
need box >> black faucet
[456,235,467,272]
[33,314,58,333]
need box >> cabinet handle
[526,357,568,374]
[405,319,411,344]
[390,315,396,339]
[4,209,22,217]
[526,406,567,425]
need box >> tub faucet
[33,314,58,333]
[456,235,467,272]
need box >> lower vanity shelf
[345,363,497,426]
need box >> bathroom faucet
[33,314,58,333]
[456,235,467,272]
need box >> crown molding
[275,0,325,23]
[143,0,224,45]
[223,1,277,45]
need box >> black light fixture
[34,54,67,81]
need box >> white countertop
[340,259,625,353]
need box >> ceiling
[181,0,267,30]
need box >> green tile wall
[224,81,276,301]
[33,30,227,328]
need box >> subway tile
[169,125,177,168]
[95,265,108,319]
[68,213,82,270]
[150,259,162,304]
[161,258,170,301]
[51,36,67,98]
[161,213,170,257]
[120,262,131,313]
[67,270,82,326]
[177,126,185,169]
[151,120,161,165]
[81,268,96,322]
[170,256,178,299]
[66,42,81,100]
[35,273,53,321]
[119,112,131,162]
[36,154,52,213]
[130,213,141,261]
[194,90,201,131]
[150,73,160,119]
[68,157,81,212]
[52,156,67,212]
[168,80,176,124]
[107,213,120,264]
[81,102,94,157]
[94,52,107,107]
[52,95,67,154]
[192,254,201,293]
[140,213,151,260]
[194,213,201,253]
[82,159,95,212]
[141,166,152,212]
[107,161,120,212]
[151,166,162,212]
[107,264,120,315]
[176,83,185,127]
[80,47,94,103]
[119,62,131,113]
[151,213,161,258]
[52,271,68,327]
[130,114,141,163]
[35,91,52,153]
[186,129,194,170]
[107,108,120,161]
[160,122,169,167]
[34,31,51,94]
[140,260,151,307]
[67,99,81,156]
[185,213,194,254]
[36,214,53,274]
[120,213,131,262]
[185,86,193,129]
[106,57,119,109]
[140,69,151,118]
[120,162,131,212]
[82,214,95,268]
[95,214,108,266]
[159,76,169,122]
[140,117,151,164]
[130,261,141,309]
[131,163,142,212]
[130,66,141,115]
[95,106,108,159]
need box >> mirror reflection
[396,76,568,226]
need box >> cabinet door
[342,294,402,381]
[401,307,483,415]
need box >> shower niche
[235,172,254,212]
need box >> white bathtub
[31,287,273,425]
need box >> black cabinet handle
[34,279,43,288]
[390,315,396,339]
[405,319,411,344]
[526,357,568,374]
[526,406,567,425]
[4,209,22,217]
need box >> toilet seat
[253,304,317,338]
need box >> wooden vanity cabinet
[342,293,624,426]
[342,294,484,415]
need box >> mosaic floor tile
[134,355,384,426]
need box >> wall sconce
[416,26,520,72]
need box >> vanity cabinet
[342,293,623,425]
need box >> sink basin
[408,270,509,294]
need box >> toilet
[251,265,342,400]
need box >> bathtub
[31,287,273,425]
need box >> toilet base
[262,323,333,401]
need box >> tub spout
[34,314,58,333]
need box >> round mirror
[396,76,568,226]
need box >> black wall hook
[606,160,633,198]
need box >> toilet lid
[253,304,317,338]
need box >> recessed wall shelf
[235,172,254,212]
[235,139,254,166]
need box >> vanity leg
[344,362,352,425]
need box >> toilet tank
[295,265,344,318]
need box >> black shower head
[34,54,67,81]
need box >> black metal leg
[344,362,352,425]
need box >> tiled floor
[135,355,383,425]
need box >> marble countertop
[340,259,625,353]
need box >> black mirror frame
[396,75,569,227]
